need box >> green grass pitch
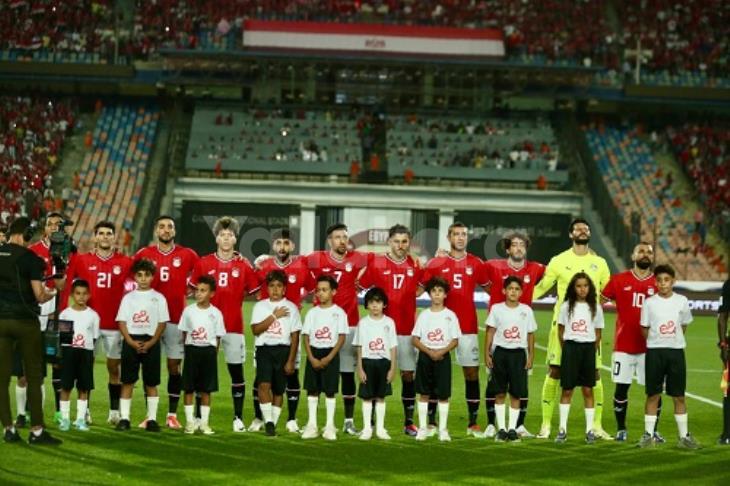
[2,304,728,485]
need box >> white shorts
[456,334,480,367]
[611,351,646,385]
[397,335,417,372]
[96,330,123,360]
[339,330,357,373]
[38,298,55,331]
[162,323,185,360]
[222,333,247,365]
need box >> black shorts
[646,348,686,397]
[304,347,340,396]
[183,345,219,393]
[358,358,393,400]
[560,341,596,389]
[59,347,94,391]
[490,347,528,398]
[13,343,48,379]
[256,345,290,396]
[415,351,452,400]
[121,335,161,387]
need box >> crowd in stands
[0,96,75,225]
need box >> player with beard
[249,229,314,433]
[601,242,665,442]
[482,232,545,439]
[532,218,611,440]
[134,216,199,429]
[307,223,369,435]
[358,224,423,436]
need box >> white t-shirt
[411,308,461,350]
[59,307,100,351]
[301,304,349,349]
[179,303,226,347]
[558,301,604,343]
[486,302,537,350]
[352,315,398,360]
[251,298,302,346]
[640,293,693,349]
[116,289,170,337]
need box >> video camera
[49,219,77,273]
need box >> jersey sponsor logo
[72,334,86,348]
[267,320,283,336]
[232,268,240,278]
[368,337,385,352]
[288,274,297,283]
[132,310,150,326]
[314,326,332,341]
[173,257,182,268]
[426,328,444,343]
[191,326,208,342]
[503,326,521,340]
[659,320,676,336]
[571,319,588,333]
[113,265,122,275]
[590,263,598,271]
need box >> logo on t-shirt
[315,326,332,341]
[267,320,283,336]
[427,328,444,343]
[132,310,150,326]
[72,334,86,348]
[113,265,122,275]
[503,326,521,340]
[524,275,531,284]
[288,274,297,283]
[659,320,676,336]
[192,326,208,342]
[173,257,182,268]
[368,338,385,352]
[571,319,587,333]
[232,268,240,278]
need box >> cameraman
[0,217,61,445]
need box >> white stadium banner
[243,20,505,58]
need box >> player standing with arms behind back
[134,215,199,430]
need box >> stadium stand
[586,124,725,279]
[67,104,159,245]
[0,96,75,224]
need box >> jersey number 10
[632,292,645,308]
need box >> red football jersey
[307,250,368,327]
[359,254,422,335]
[191,253,260,334]
[483,259,545,309]
[420,254,488,334]
[602,270,657,354]
[28,240,56,288]
[63,251,134,330]
[134,244,199,324]
[256,255,315,308]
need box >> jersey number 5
[453,273,463,289]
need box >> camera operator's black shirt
[720,279,730,314]
[0,243,45,319]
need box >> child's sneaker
[495,429,508,442]
[653,431,666,444]
[483,424,497,439]
[536,425,551,439]
[107,410,121,425]
[359,428,373,441]
[199,424,215,435]
[466,424,482,437]
[343,419,360,436]
[138,418,149,429]
[427,425,438,438]
[248,418,264,432]
[403,424,418,437]
[375,428,391,440]
[301,424,319,439]
[515,425,534,439]
[615,429,628,442]
[415,428,429,441]
[166,415,182,430]
[438,429,452,442]
[593,428,614,441]
[59,418,71,432]
[184,421,197,435]
[285,420,301,433]
[232,417,246,433]
[74,419,90,432]
[322,426,337,441]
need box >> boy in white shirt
[115,258,170,432]
[58,280,100,432]
[638,264,699,449]
[354,287,397,441]
[251,270,302,436]
[301,275,349,440]
[412,277,460,442]
[485,276,537,443]
[179,275,226,435]
[556,272,604,444]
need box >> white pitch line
[532,344,723,409]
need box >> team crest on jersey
[407,268,414,277]
[524,275,531,284]
[288,274,296,283]
[466,266,473,275]
[648,288,655,295]
[232,268,240,278]
[172,257,182,268]
[345,263,353,272]
[590,263,598,271]
[112,265,121,275]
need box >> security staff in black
[0,217,61,445]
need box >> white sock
[438,402,449,432]
[559,403,570,432]
[325,397,336,429]
[508,407,520,431]
[60,400,71,421]
[120,398,132,420]
[184,405,194,424]
[418,401,429,430]
[675,413,688,438]
[261,402,273,423]
[272,405,282,426]
[585,408,595,433]
[15,385,27,416]
[362,401,373,431]
[147,396,159,421]
[375,401,386,431]
[644,414,658,435]
[201,406,210,425]
[307,396,318,428]
[495,403,506,431]
[77,400,88,422]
